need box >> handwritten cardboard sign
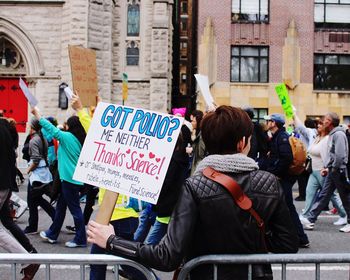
[68,45,98,107]
[275,83,294,119]
[73,102,183,204]
[19,78,38,107]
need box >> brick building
[0,0,173,134]
[197,0,350,122]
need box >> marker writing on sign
[100,105,181,142]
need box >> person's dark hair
[66,116,86,146]
[304,118,316,129]
[275,121,284,129]
[201,105,253,155]
[243,107,255,120]
[30,117,47,154]
[191,110,204,132]
[326,112,340,127]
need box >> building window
[315,0,350,28]
[253,108,268,123]
[180,18,188,32]
[231,46,269,83]
[126,41,139,66]
[314,54,350,91]
[127,0,140,37]
[232,0,269,22]
[181,1,188,14]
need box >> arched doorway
[0,16,44,133]
[0,37,28,132]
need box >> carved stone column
[150,0,173,112]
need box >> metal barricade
[177,253,350,280]
[0,253,157,280]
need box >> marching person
[31,107,87,247]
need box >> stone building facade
[0,0,173,133]
[197,0,350,122]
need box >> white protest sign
[73,102,183,204]
[19,78,38,107]
[64,86,74,100]
[194,74,215,110]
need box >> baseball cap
[264,113,285,125]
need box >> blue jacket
[259,128,293,178]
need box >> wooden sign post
[68,45,98,107]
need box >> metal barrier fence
[177,253,350,280]
[0,253,157,280]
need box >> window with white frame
[232,0,269,22]
[315,0,350,28]
[231,46,269,83]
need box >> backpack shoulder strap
[202,167,264,228]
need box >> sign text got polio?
[73,102,183,204]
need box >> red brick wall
[198,0,315,84]
[198,0,231,82]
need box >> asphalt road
[1,178,350,279]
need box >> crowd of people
[1,97,350,279]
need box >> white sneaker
[334,216,347,226]
[339,224,350,233]
[299,216,315,230]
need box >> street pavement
[1,177,350,279]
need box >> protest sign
[68,45,98,107]
[275,83,294,119]
[194,74,215,110]
[19,78,38,107]
[73,102,183,205]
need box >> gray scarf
[194,153,259,175]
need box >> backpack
[288,136,307,175]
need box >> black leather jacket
[107,170,299,279]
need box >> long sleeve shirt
[39,118,83,185]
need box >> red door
[0,79,28,132]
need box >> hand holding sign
[71,92,83,112]
[19,78,38,107]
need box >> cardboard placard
[275,83,294,119]
[68,45,98,107]
[73,102,183,204]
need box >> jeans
[134,204,156,242]
[27,181,55,231]
[303,170,346,217]
[45,180,86,244]
[0,191,35,252]
[145,220,168,245]
[280,177,309,244]
[308,169,350,223]
[90,217,139,280]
